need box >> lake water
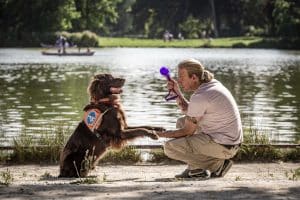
[0,48,300,145]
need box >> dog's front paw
[148,130,159,140]
[153,127,166,132]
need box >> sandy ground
[0,162,299,200]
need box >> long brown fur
[59,74,164,177]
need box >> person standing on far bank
[157,58,243,179]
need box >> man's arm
[167,78,189,113]
[176,95,188,113]
[157,116,198,138]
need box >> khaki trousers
[163,117,239,172]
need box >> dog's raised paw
[149,132,159,140]
[152,127,166,132]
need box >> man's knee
[163,140,173,156]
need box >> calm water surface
[0,48,300,145]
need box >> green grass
[98,36,300,49]
[6,124,70,164]
[0,168,14,186]
[100,146,141,164]
[0,123,299,164]
[98,36,264,48]
[285,167,300,181]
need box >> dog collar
[91,97,120,106]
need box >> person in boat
[61,36,66,54]
[55,35,67,54]
[156,58,243,179]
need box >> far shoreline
[1,36,300,50]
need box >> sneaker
[188,169,211,179]
[175,168,211,179]
[212,159,233,177]
[175,168,190,178]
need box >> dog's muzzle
[110,87,123,94]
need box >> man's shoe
[212,159,233,177]
[175,168,211,179]
[188,169,211,179]
[175,169,190,178]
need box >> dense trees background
[0,0,299,45]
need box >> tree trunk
[209,0,219,37]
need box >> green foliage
[149,149,180,164]
[71,0,121,34]
[0,168,14,186]
[143,9,156,38]
[179,16,213,39]
[273,0,300,37]
[8,124,70,164]
[1,0,299,45]
[244,25,266,37]
[98,36,272,48]
[234,144,283,162]
[57,31,99,47]
[283,148,300,162]
[243,126,270,144]
[39,172,52,180]
[80,31,100,47]
[100,146,141,164]
[285,167,300,181]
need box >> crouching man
[157,58,243,179]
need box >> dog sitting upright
[59,74,163,177]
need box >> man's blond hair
[178,58,214,83]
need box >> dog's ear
[88,75,111,100]
[94,74,113,82]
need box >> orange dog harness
[83,108,109,132]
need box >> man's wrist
[159,131,169,138]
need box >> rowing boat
[41,51,95,56]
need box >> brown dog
[59,74,163,177]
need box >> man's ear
[191,74,198,81]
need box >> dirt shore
[0,162,299,200]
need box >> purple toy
[160,66,179,101]
[160,66,171,81]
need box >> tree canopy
[0,0,299,44]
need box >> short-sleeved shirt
[187,79,243,145]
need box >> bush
[80,31,99,47]
[179,15,213,39]
[244,25,265,36]
[0,30,100,47]
[57,30,99,47]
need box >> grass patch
[5,124,70,164]
[0,123,299,164]
[285,167,300,181]
[148,148,181,164]
[99,146,141,164]
[0,168,14,186]
[98,36,264,48]
[98,36,300,49]
[148,127,300,163]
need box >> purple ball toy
[159,66,178,101]
[160,66,171,81]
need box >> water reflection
[0,48,299,144]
